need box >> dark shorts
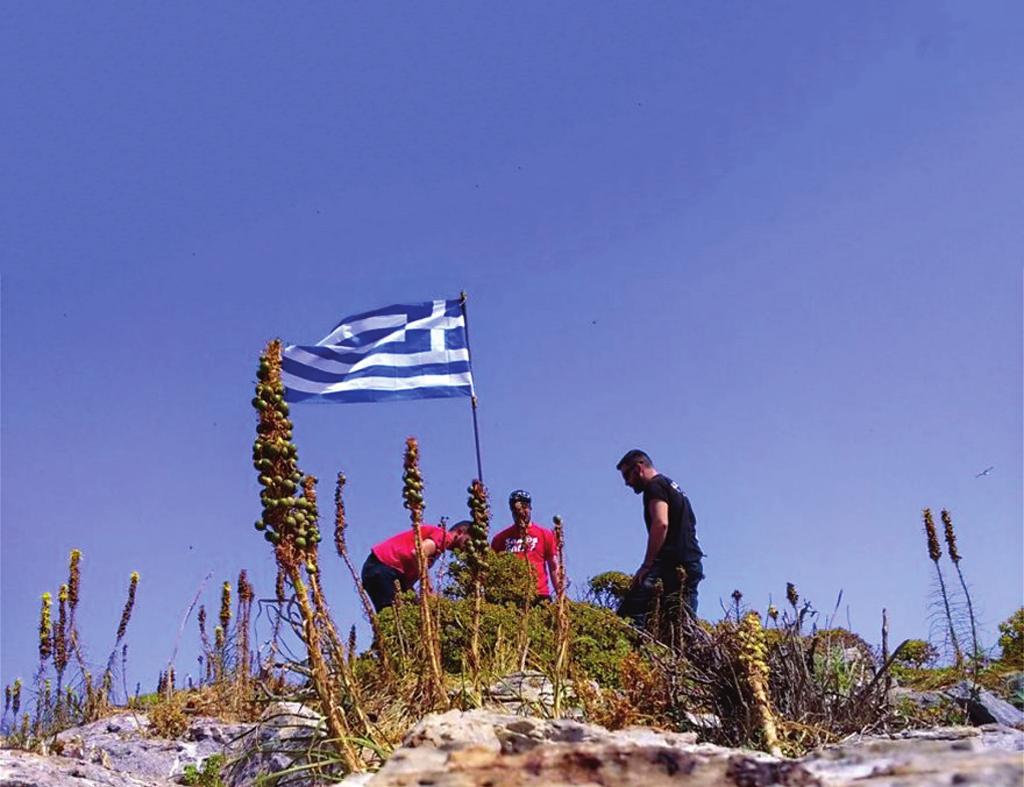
[361,552,404,612]
[616,559,703,628]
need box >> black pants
[361,552,403,612]
[617,559,702,628]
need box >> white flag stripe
[285,347,470,374]
[316,314,407,346]
[315,315,464,348]
[282,370,474,395]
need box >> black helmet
[508,489,532,507]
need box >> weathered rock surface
[0,748,179,787]
[222,702,327,787]
[4,706,1022,787]
[943,680,1024,727]
[1004,671,1024,709]
[52,711,250,783]
[367,710,1024,786]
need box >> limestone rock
[801,724,1024,785]
[1004,671,1024,709]
[0,748,179,787]
[943,681,1024,727]
[223,701,330,787]
[370,710,1024,787]
[53,711,248,782]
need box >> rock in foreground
[2,708,1022,786]
[367,710,1024,786]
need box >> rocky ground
[1,674,1022,786]
[1,706,1022,787]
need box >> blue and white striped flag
[282,299,475,404]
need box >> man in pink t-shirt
[490,490,559,600]
[362,521,471,611]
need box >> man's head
[508,489,532,526]
[448,520,473,549]
[616,449,656,494]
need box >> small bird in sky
[975,466,994,478]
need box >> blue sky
[2,3,1021,692]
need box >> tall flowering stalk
[923,508,962,666]
[67,550,84,668]
[53,585,69,721]
[218,580,232,677]
[237,570,254,681]
[404,437,445,706]
[105,572,139,702]
[465,479,490,689]
[941,510,978,672]
[302,475,374,738]
[738,612,781,756]
[12,679,21,719]
[334,472,393,679]
[219,581,232,632]
[252,340,360,771]
[552,515,570,718]
[38,593,53,670]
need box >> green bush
[373,594,638,688]
[445,551,537,607]
[585,571,632,611]
[181,754,225,787]
[893,639,939,669]
[997,608,1024,669]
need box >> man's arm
[546,533,561,594]
[633,499,669,587]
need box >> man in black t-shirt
[615,448,704,626]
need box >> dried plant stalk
[923,508,962,665]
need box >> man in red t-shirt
[362,521,471,612]
[490,490,559,601]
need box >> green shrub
[997,608,1024,669]
[181,754,226,786]
[373,595,638,688]
[585,571,632,611]
[893,639,939,669]
[445,551,536,607]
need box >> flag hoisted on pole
[282,295,484,480]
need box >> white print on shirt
[502,536,539,554]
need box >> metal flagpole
[459,290,484,482]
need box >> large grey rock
[1002,671,1024,709]
[54,712,249,782]
[943,681,1024,727]
[223,701,332,787]
[400,708,698,754]
[0,748,179,787]
[801,725,1024,785]
[368,710,1024,787]
[7,705,347,787]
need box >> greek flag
[281,299,475,404]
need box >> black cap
[508,489,532,506]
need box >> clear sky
[2,3,1022,693]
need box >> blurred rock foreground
[1,703,1022,787]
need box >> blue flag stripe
[282,359,472,385]
[285,384,471,404]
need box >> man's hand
[631,564,652,589]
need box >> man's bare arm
[633,499,669,586]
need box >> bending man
[361,521,471,612]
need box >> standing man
[491,490,560,601]
[361,521,472,612]
[615,449,704,625]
